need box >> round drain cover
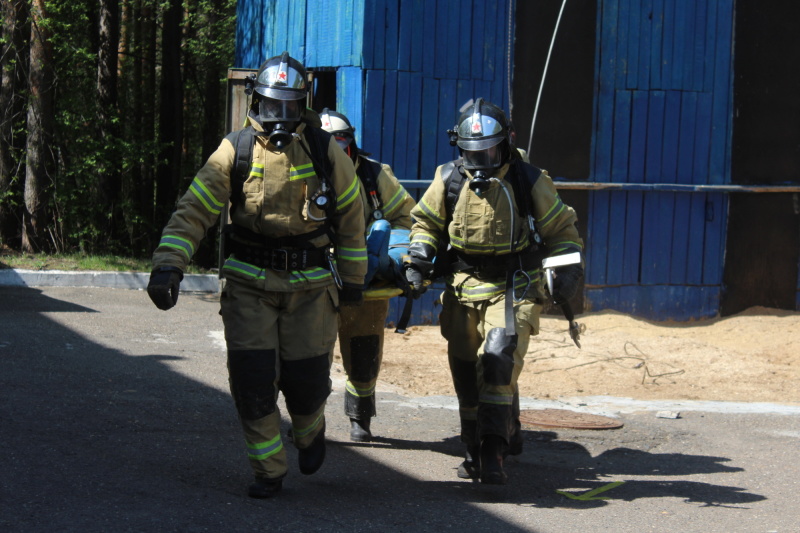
[519,409,623,430]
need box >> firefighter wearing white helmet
[404,98,584,484]
[147,52,367,498]
[320,108,415,442]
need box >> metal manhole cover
[519,409,623,430]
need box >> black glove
[338,283,364,307]
[552,264,583,305]
[404,263,427,299]
[147,267,183,310]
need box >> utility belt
[450,247,544,279]
[222,224,330,271]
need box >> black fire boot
[349,417,372,442]
[457,445,481,479]
[298,423,326,475]
[248,475,283,498]
[480,435,508,485]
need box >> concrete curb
[0,269,220,292]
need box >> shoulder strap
[303,126,334,185]
[440,158,466,219]
[508,159,542,219]
[229,126,260,214]
[356,156,383,201]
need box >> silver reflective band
[257,64,305,90]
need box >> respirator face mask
[462,144,504,195]
[259,97,302,151]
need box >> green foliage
[2,0,237,258]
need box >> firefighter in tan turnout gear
[404,99,584,485]
[319,109,415,442]
[146,53,367,499]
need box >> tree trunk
[0,0,30,248]
[155,0,183,225]
[23,0,56,253]
[97,0,121,241]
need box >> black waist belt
[232,243,328,271]
[451,249,542,279]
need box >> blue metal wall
[585,0,735,320]
[234,0,514,187]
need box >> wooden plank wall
[587,0,735,320]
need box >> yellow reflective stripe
[336,175,361,210]
[189,178,224,215]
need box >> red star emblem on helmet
[277,70,287,82]
[472,120,482,133]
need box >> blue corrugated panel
[702,193,727,285]
[691,0,708,92]
[372,0,386,70]
[409,0,425,72]
[611,90,631,183]
[457,2,472,79]
[350,0,365,67]
[660,0,675,89]
[481,1,499,81]
[419,77,440,185]
[623,191,644,283]
[587,191,611,285]
[636,0,652,89]
[702,0,717,92]
[685,193,707,285]
[236,0,263,68]
[422,0,436,77]
[397,0,413,71]
[363,70,385,156]
[287,0,307,63]
[404,72,424,180]
[384,0,399,71]
[336,67,364,145]
[470,0,485,80]
[380,70,399,165]
[606,190,627,286]
[614,0,628,89]
[304,2,320,66]
[709,0,734,184]
[672,0,690,90]
[444,0,459,80]
[587,286,720,321]
[392,72,411,179]
[436,79,458,167]
[625,0,640,89]
[649,0,663,89]
[362,0,376,69]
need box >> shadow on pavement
[0,286,767,532]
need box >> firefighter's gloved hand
[147,267,184,311]
[404,264,427,299]
[338,283,364,307]
[552,264,583,305]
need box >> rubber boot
[457,445,481,479]
[349,417,372,442]
[479,435,508,485]
[248,475,283,498]
[506,391,523,457]
[298,422,326,475]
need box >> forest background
[0,0,236,267]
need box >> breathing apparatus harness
[223,107,340,276]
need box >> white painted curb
[0,269,220,292]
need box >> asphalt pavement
[1,273,798,533]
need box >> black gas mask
[259,97,302,151]
[463,144,504,196]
